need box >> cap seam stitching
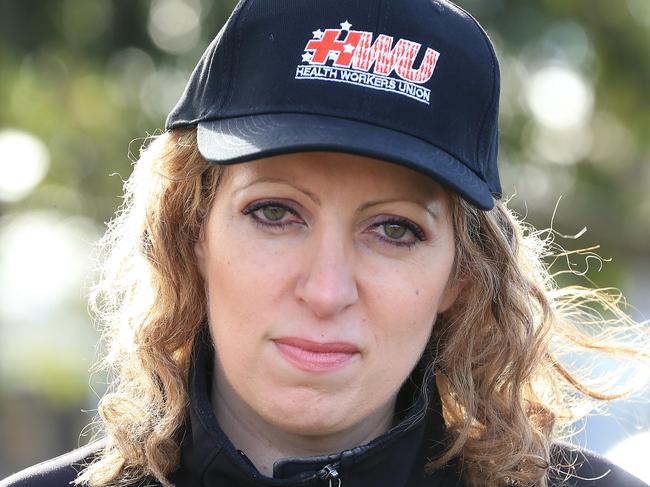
[444,3,497,178]
[221,0,256,115]
[201,31,224,120]
[463,15,498,177]
[359,0,384,115]
[475,31,497,177]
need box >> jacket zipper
[316,463,341,486]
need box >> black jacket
[2,329,647,487]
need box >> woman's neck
[210,370,397,477]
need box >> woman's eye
[260,205,287,222]
[242,201,301,229]
[371,219,426,248]
[382,222,408,240]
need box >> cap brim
[196,113,494,210]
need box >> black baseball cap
[166,0,502,210]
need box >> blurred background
[0,0,648,481]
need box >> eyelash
[376,218,426,248]
[242,200,427,249]
[243,201,300,231]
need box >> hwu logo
[295,20,441,104]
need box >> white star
[343,43,355,54]
[340,20,352,30]
[302,52,313,63]
[328,52,338,61]
[312,28,324,39]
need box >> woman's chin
[245,352,392,437]
[257,392,363,437]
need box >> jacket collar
[175,325,455,486]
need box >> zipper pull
[316,463,341,486]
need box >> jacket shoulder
[549,442,648,487]
[0,439,106,487]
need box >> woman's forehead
[220,151,450,201]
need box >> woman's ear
[194,238,207,279]
[438,279,464,314]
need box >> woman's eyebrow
[357,198,441,219]
[232,177,321,205]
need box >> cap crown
[167,0,501,198]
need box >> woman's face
[195,151,459,439]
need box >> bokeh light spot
[0,212,99,322]
[140,68,191,119]
[106,48,156,107]
[148,0,202,55]
[627,0,650,28]
[525,64,594,130]
[529,124,593,166]
[0,129,50,202]
[539,20,595,71]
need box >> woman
[2,0,648,486]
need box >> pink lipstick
[273,337,359,372]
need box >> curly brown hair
[73,128,649,487]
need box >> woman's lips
[273,337,360,372]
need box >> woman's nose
[294,229,359,319]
